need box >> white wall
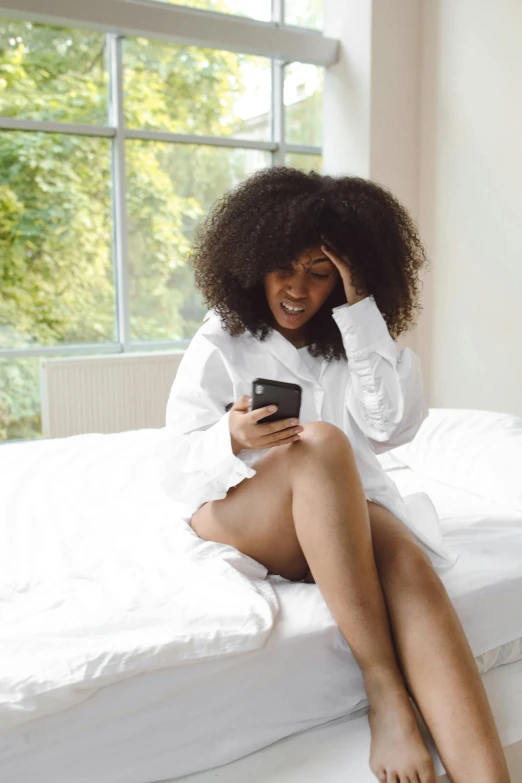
[323,0,423,357]
[324,0,522,416]
[416,0,522,416]
[322,0,373,178]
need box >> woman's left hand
[320,241,368,306]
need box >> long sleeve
[331,295,429,455]
[161,333,256,509]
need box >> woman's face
[263,244,340,347]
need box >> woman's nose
[287,271,309,294]
[287,282,308,298]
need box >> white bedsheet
[171,658,522,783]
[0,460,521,783]
[0,429,278,729]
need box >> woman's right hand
[228,394,303,455]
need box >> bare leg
[193,422,508,780]
[192,421,435,782]
[286,423,437,783]
[369,502,511,783]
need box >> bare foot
[367,690,436,783]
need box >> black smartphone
[251,378,302,424]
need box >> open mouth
[280,302,306,319]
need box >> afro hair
[190,167,429,362]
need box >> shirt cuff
[331,295,393,354]
[161,412,256,508]
[182,410,243,473]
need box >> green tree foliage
[284,0,323,29]
[0,19,269,439]
[0,14,321,441]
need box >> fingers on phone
[259,419,301,436]
[276,432,301,446]
[262,426,301,446]
[252,405,277,422]
[275,418,300,433]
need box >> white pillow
[385,408,522,512]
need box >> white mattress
[173,657,522,783]
[1,465,522,783]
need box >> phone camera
[255,384,264,395]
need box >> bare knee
[263,422,357,498]
[261,421,351,461]
[288,421,355,468]
[378,537,436,585]
[368,502,430,572]
[190,423,354,583]
[298,420,350,447]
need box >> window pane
[286,152,322,173]
[0,132,115,349]
[123,38,271,140]
[148,1,271,22]
[285,0,323,29]
[0,356,42,441]
[284,62,323,146]
[0,20,108,124]
[126,140,270,341]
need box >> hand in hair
[320,239,368,306]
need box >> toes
[373,762,436,783]
[389,772,411,783]
[407,766,433,783]
[419,758,437,783]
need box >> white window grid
[0,0,338,359]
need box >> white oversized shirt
[162,295,459,571]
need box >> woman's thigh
[302,501,428,584]
[190,443,309,581]
[190,435,427,582]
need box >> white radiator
[39,352,184,438]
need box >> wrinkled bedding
[0,429,278,729]
[2,405,522,742]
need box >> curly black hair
[190,167,429,362]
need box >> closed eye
[277,269,329,279]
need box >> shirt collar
[203,308,327,385]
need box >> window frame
[0,0,336,360]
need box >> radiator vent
[40,352,183,438]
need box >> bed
[0,408,521,782]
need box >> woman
[163,168,510,782]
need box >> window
[285,0,323,30]
[152,0,272,22]
[0,3,325,441]
[284,61,323,146]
